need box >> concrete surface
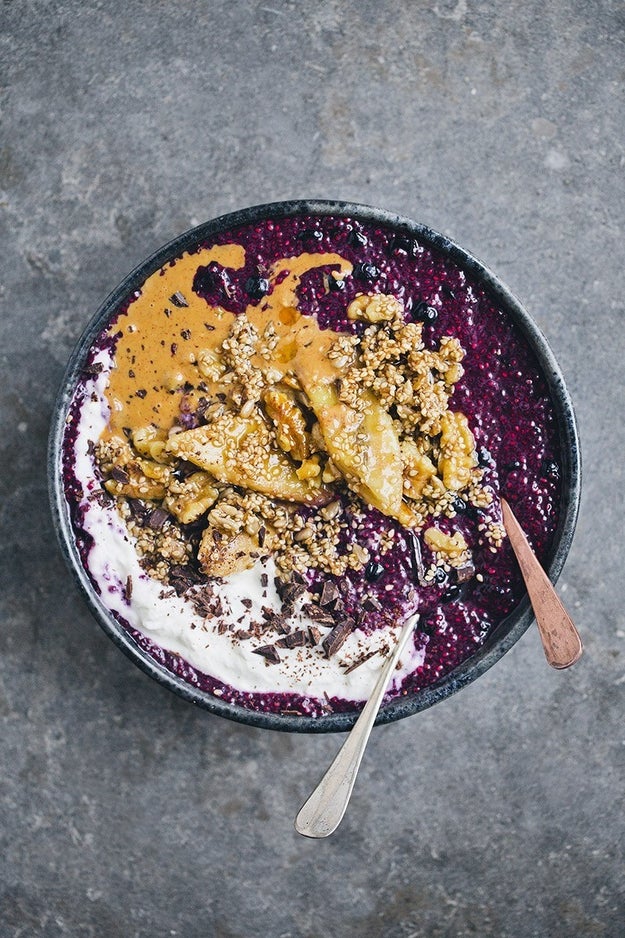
[1,1,624,936]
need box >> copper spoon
[295,613,419,839]
[501,498,582,669]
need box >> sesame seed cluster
[94,290,498,592]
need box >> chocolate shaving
[82,361,104,376]
[235,630,252,641]
[252,644,281,664]
[322,617,355,657]
[124,575,133,601]
[90,489,112,507]
[170,291,189,307]
[135,388,147,399]
[127,498,151,524]
[260,573,268,588]
[261,606,289,633]
[169,565,203,597]
[241,598,253,609]
[344,649,378,674]
[180,328,191,340]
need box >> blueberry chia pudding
[61,213,563,719]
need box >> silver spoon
[295,612,419,839]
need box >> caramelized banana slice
[299,379,404,518]
[438,411,478,491]
[263,388,311,461]
[198,526,264,577]
[400,439,437,500]
[163,471,220,524]
[166,413,330,505]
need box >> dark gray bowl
[49,199,581,733]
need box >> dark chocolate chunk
[308,626,322,646]
[110,466,130,484]
[276,630,307,649]
[252,644,281,664]
[82,361,104,376]
[319,580,341,608]
[302,602,336,626]
[455,560,476,583]
[322,618,356,657]
[241,598,253,609]
[362,594,383,613]
[135,388,147,399]
[147,508,169,530]
[235,630,252,640]
[170,291,189,308]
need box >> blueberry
[542,459,561,481]
[365,561,385,582]
[354,262,381,283]
[441,284,456,300]
[193,267,218,294]
[300,228,323,245]
[451,495,468,514]
[327,276,346,292]
[245,275,270,300]
[478,446,494,468]
[413,301,438,323]
[390,234,417,255]
[442,584,461,603]
[347,229,368,249]
[434,566,448,584]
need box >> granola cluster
[95,292,495,589]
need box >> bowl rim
[48,198,581,733]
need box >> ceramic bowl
[49,200,581,732]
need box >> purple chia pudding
[59,209,564,723]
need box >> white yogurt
[69,353,424,705]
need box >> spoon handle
[501,498,582,669]
[295,614,419,839]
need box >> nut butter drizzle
[103,247,352,437]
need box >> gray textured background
[1,1,624,936]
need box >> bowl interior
[49,199,581,732]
